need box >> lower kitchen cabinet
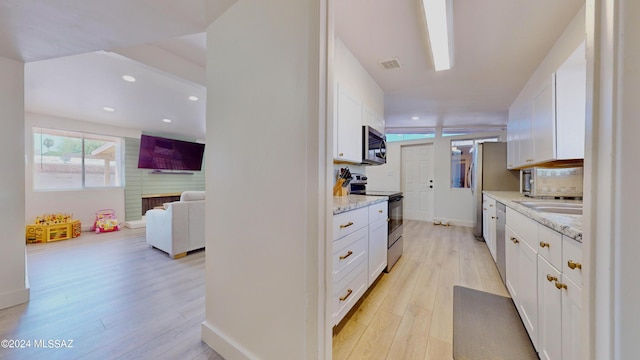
[483,195,497,262]
[332,200,388,325]
[517,236,538,348]
[561,276,582,360]
[538,256,563,360]
[368,218,387,286]
[506,206,583,359]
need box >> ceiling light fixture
[411,116,420,120]
[188,95,199,101]
[122,75,136,82]
[103,106,115,112]
[422,0,453,71]
[162,118,172,123]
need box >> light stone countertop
[333,195,388,215]
[483,191,583,242]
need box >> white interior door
[402,144,434,221]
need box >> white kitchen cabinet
[482,195,497,262]
[362,105,385,135]
[513,102,533,167]
[505,226,520,305]
[537,256,563,360]
[332,200,388,325]
[507,119,518,170]
[507,40,586,169]
[367,201,388,286]
[532,76,556,164]
[368,218,387,286]
[555,41,586,160]
[537,237,583,360]
[561,276,582,360]
[335,83,363,163]
[505,204,583,360]
[517,236,538,348]
[506,208,539,348]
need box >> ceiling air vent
[379,57,401,70]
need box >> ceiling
[4,0,584,139]
[335,0,584,131]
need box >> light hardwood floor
[332,220,510,360]
[0,228,222,360]
[1,221,506,360]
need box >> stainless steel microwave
[362,125,386,165]
[521,167,583,198]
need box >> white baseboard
[0,287,30,310]
[201,320,258,360]
[431,218,475,228]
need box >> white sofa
[145,191,205,258]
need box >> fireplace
[141,193,181,215]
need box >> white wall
[510,5,586,116]
[202,1,326,359]
[586,1,640,359]
[334,37,384,116]
[0,56,29,310]
[25,112,139,229]
[366,131,506,227]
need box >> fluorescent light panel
[422,0,452,71]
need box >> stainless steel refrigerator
[470,142,519,238]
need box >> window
[451,137,498,188]
[33,127,124,190]
[386,133,436,142]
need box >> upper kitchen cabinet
[507,6,586,169]
[555,41,586,161]
[508,40,585,169]
[334,38,385,164]
[362,105,385,134]
[335,83,363,163]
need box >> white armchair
[145,191,205,258]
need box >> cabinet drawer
[368,201,388,224]
[537,225,562,269]
[332,260,367,326]
[333,206,368,241]
[332,227,368,283]
[507,207,539,248]
[562,237,583,287]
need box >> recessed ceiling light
[122,75,136,82]
[188,95,199,101]
[162,118,172,123]
[411,116,420,120]
[103,106,115,112]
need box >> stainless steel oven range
[350,176,403,272]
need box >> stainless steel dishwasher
[495,202,507,284]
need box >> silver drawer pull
[339,251,353,260]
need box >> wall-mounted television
[137,134,205,172]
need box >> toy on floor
[91,209,120,233]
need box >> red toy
[91,209,120,233]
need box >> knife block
[333,179,349,196]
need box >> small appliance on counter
[349,175,403,272]
[520,166,583,198]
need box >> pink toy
[91,209,120,233]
